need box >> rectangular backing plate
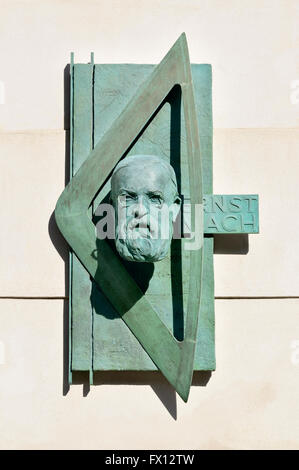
[70,62,215,373]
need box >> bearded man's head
[110,155,181,263]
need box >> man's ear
[171,195,182,222]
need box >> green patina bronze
[55,33,259,402]
[110,154,181,263]
[56,34,204,402]
[204,194,259,234]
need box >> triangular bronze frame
[55,33,203,402]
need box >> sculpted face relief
[110,155,181,262]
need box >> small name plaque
[203,194,259,234]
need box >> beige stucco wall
[0,0,298,449]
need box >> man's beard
[115,214,172,263]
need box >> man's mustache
[118,215,159,240]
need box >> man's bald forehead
[111,154,178,200]
[112,154,173,176]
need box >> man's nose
[133,196,148,218]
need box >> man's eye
[150,195,162,204]
[118,193,137,205]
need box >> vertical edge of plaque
[68,51,74,385]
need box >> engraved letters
[203,195,259,233]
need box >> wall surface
[0,0,299,449]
